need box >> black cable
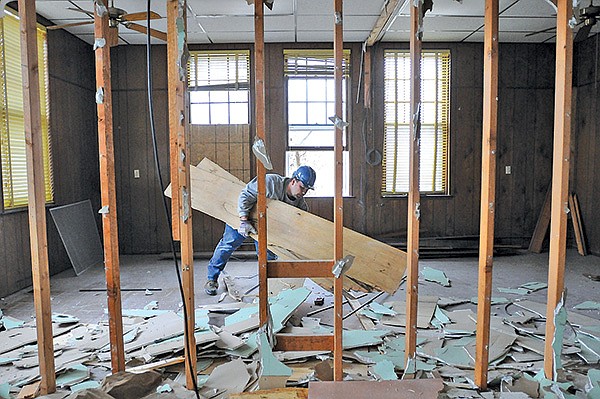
[145,1,200,396]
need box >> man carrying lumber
[204,165,317,295]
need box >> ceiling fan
[525,1,600,42]
[47,0,167,42]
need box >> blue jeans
[207,224,278,281]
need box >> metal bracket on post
[332,255,355,278]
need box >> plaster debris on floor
[1,264,599,399]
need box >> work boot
[204,280,218,296]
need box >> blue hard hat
[292,165,316,189]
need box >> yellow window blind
[0,10,53,209]
[382,50,450,195]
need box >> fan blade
[121,11,162,22]
[574,23,593,42]
[124,23,167,41]
[47,21,94,30]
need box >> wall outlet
[505,166,512,175]
[134,169,140,179]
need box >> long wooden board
[166,158,406,293]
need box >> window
[382,50,450,195]
[284,49,350,197]
[0,10,53,210]
[188,50,250,125]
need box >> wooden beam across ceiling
[365,0,408,46]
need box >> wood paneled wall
[0,30,98,298]
[111,42,560,256]
[573,33,600,255]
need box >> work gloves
[238,220,257,237]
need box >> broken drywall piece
[214,328,245,350]
[258,331,292,389]
[380,296,438,328]
[552,296,568,375]
[369,302,397,316]
[70,380,100,393]
[51,314,79,325]
[200,358,251,399]
[0,314,24,330]
[371,359,397,381]
[56,364,89,388]
[421,267,451,287]
[433,345,473,368]
[225,287,310,333]
[119,309,169,318]
[519,282,547,292]
[469,297,509,305]
[498,287,530,295]
[0,383,10,399]
[342,330,390,349]
[573,301,600,311]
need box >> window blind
[188,50,250,89]
[382,50,450,195]
[0,11,53,209]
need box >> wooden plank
[167,0,196,388]
[544,0,573,379]
[569,194,586,256]
[231,388,308,399]
[166,158,407,294]
[572,194,587,255]
[365,0,406,46]
[333,0,344,381]
[475,0,499,390]
[528,185,551,253]
[18,0,56,394]
[274,334,334,352]
[267,261,334,278]
[94,5,125,372]
[405,0,422,367]
[308,379,444,399]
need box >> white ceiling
[32,0,599,46]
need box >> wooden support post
[333,0,344,382]
[94,5,125,372]
[255,0,269,328]
[167,0,196,388]
[544,0,573,379]
[475,0,499,390]
[405,0,421,368]
[18,0,56,393]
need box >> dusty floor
[1,248,599,398]
[1,248,598,325]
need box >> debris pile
[1,269,599,399]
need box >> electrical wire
[145,1,200,396]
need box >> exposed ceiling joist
[365,0,408,46]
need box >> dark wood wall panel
[0,30,98,298]
[574,33,600,254]
[110,41,560,256]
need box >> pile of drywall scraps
[1,270,599,398]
